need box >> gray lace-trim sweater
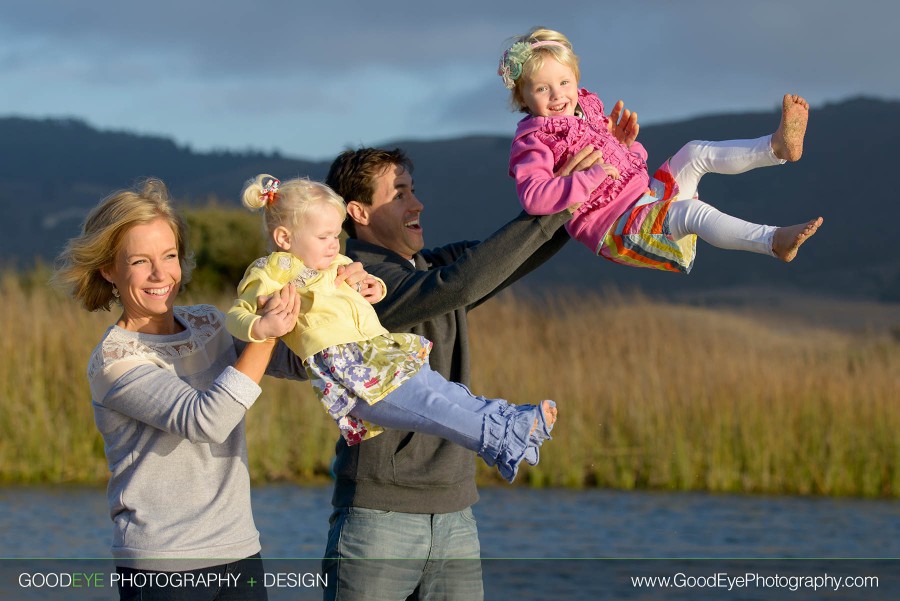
[87,304,304,571]
[337,209,571,513]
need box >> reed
[2,271,897,497]
[467,291,899,497]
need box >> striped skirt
[598,161,697,273]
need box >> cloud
[1,0,898,159]
[2,0,514,76]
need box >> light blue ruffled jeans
[350,363,553,483]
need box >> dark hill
[1,96,897,302]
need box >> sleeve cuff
[216,365,263,410]
[245,315,269,343]
[538,210,572,235]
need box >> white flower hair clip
[497,40,567,89]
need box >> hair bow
[261,178,280,205]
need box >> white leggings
[665,135,784,256]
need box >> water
[1,485,898,599]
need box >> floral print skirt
[305,333,432,445]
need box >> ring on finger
[355,281,362,293]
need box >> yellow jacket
[226,252,388,360]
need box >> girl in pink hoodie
[500,27,822,273]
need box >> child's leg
[668,94,809,199]
[668,136,782,200]
[668,198,776,255]
[349,364,555,482]
[667,198,822,261]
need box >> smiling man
[318,146,598,601]
[345,157,424,260]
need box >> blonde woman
[53,178,369,601]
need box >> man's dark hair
[326,147,413,238]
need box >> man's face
[358,164,424,259]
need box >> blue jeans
[322,507,483,601]
[116,553,267,601]
[351,364,551,482]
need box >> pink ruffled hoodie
[509,88,652,252]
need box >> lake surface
[1,485,897,600]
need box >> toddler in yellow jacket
[226,174,556,482]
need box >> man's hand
[357,277,384,304]
[608,100,639,148]
[338,262,383,303]
[335,261,367,289]
[555,145,607,214]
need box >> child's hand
[602,163,620,180]
[251,283,300,339]
[608,100,639,148]
[556,144,604,177]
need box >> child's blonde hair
[500,27,581,113]
[241,174,347,241]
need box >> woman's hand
[607,100,639,148]
[251,283,301,339]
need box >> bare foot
[772,217,823,262]
[771,94,809,161]
[531,400,557,434]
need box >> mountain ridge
[2,95,897,302]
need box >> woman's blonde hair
[506,27,581,113]
[52,178,194,312]
[241,174,347,242]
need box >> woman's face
[102,217,182,332]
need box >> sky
[2,0,897,161]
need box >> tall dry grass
[468,290,899,496]
[0,269,337,484]
[2,271,897,497]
